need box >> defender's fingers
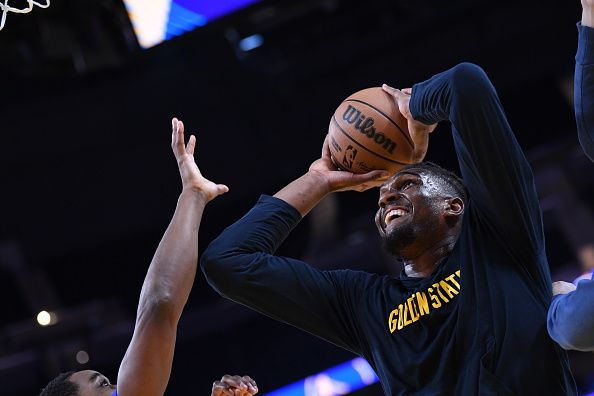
[242,375,257,389]
[186,135,196,155]
[212,381,233,396]
[171,118,178,145]
[221,375,245,388]
[216,184,229,195]
[177,120,185,139]
[241,376,258,393]
[172,118,187,156]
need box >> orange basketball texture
[328,87,414,174]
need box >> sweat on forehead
[386,166,432,183]
[387,162,468,201]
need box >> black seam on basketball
[343,98,414,149]
[331,115,410,166]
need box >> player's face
[375,170,444,255]
[69,370,116,396]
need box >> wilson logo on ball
[342,104,396,154]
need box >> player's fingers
[381,84,402,98]
[171,117,178,148]
[347,170,390,189]
[215,184,229,196]
[217,386,235,396]
[177,120,185,142]
[172,118,186,156]
[242,376,258,394]
[186,135,196,155]
[401,87,412,95]
[221,375,247,389]
[242,375,257,387]
[212,381,229,396]
[322,133,331,157]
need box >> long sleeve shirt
[202,63,576,395]
[547,22,594,352]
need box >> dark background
[1,0,594,394]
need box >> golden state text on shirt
[388,270,461,333]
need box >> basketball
[327,87,414,174]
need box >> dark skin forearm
[117,118,228,396]
[137,189,208,325]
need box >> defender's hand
[552,281,577,296]
[171,118,229,202]
[381,84,437,163]
[212,375,258,396]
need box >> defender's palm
[171,118,229,201]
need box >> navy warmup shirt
[202,63,576,395]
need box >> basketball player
[547,0,594,352]
[38,119,258,396]
[201,62,577,394]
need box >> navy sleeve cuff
[257,194,303,222]
[577,22,594,65]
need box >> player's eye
[100,379,110,387]
[400,180,415,190]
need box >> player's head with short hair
[39,371,78,396]
[375,161,467,259]
[40,370,115,396]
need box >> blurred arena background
[1,0,594,394]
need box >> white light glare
[239,34,264,51]
[36,310,52,326]
[76,350,90,364]
[36,310,58,326]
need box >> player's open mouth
[384,207,410,225]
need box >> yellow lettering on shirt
[439,280,458,299]
[407,296,419,322]
[428,287,442,308]
[387,269,461,333]
[432,283,450,303]
[416,291,430,316]
[446,274,460,290]
[403,302,412,326]
[388,308,398,333]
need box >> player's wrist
[304,169,334,195]
[583,8,594,28]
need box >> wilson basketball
[327,87,414,174]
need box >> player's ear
[444,197,464,217]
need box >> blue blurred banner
[122,0,260,48]
[264,357,379,396]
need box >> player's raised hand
[309,134,390,192]
[212,375,258,396]
[553,281,577,296]
[171,117,229,201]
[381,84,437,163]
[582,0,594,27]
